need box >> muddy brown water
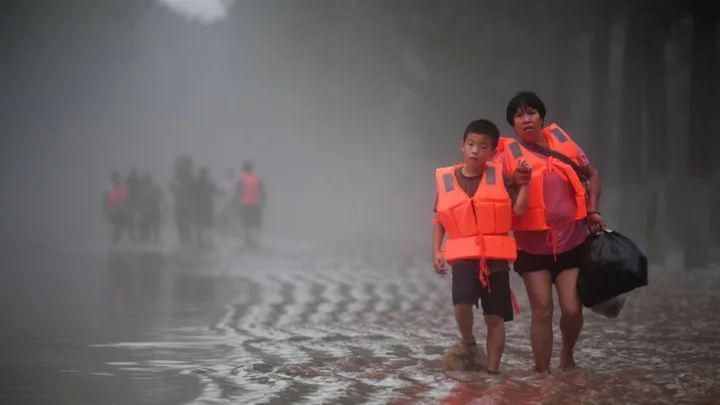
[1,239,719,404]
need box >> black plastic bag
[577,229,648,309]
[590,294,627,319]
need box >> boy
[433,119,531,374]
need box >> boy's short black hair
[463,119,500,149]
[505,91,546,126]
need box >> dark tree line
[2,0,717,260]
[382,0,719,269]
[597,0,718,270]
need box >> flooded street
[2,0,719,403]
[1,239,719,405]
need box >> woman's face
[512,107,543,141]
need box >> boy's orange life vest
[435,162,517,288]
[239,173,262,205]
[500,123,587,232]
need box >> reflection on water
[2,242,720,405]
[107,251,164,319]
[95,246,720,405]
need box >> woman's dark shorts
[513,242,586,283]
[452,260,514,322]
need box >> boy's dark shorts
[451,260,514,322]
[513,242,586,283]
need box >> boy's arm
[503,168,528,215]
[432,193,445,253]
[433,219,445,254]
[513,184,529,215]
[503,172,518,206]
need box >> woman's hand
[514,158,532,185]
[587,212,605,233]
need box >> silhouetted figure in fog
[236,160,266,248]
[103,172,130,244]
[215,167,237,234]
[192,166,223,249]
[171,156,195,247]
[139,171,164,243]
[126,167,141,241]
[497,91,604,373]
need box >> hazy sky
[0,0,431,250]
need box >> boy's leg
[451,262,480,345]
[452,261,483,370]
[478,270,514,373]
[453,304,474,344]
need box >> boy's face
[461,133,495,168]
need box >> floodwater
[1,236,719,405]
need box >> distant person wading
[125,167,142,240]
[171,155,196,246]
[192,165,224,249]
[236,160,266,248]
[496,91,605,372]
[138,171,164,243]
[103,172,130,244]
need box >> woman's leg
[521,270,554,372]
[555,268,583,369]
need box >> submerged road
[1,237,719,405]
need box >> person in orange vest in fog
[433,119,532,374]
[496,91,604,373]
[103,171,130,245]
[236,160,266,248]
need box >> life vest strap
[443,235,517,263]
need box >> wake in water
[92,240,720,405]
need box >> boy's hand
[433,250,447,276]
[514,159,532,185]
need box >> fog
[3,2,720,404]
[1,0,718,264]
[0,1,420,250]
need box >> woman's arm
[580,163,601,212]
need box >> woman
[498,91,604,372]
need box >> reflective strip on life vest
[485,166,497,185]
[509,142,524,159]
[443,166,496,187]
[442,173,454,193]
[550,127,568,143]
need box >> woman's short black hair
[505,91,546,126]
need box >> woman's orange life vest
[239,173,262,205]
[500,123,587,232]
[435,162,517,288]
[107,185,128,206]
